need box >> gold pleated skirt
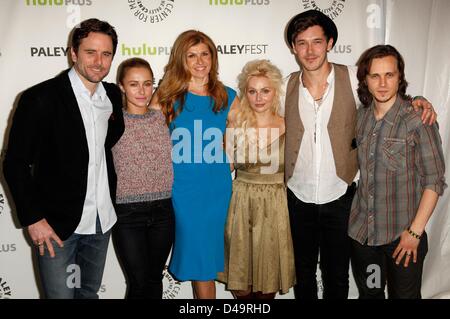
[218,171,296,294]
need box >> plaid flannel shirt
[349,96,446,246]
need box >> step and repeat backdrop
[0,0,449,299]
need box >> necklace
[310,84,327,144]
[313,100,320,144]
[301,75,329,144]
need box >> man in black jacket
[3,18,124,298]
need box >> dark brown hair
[289,12,336,45]
[71,18,118,55]
[357,44,409,107]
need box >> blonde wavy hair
[155,30,228,124]
[234,59,283,150]
[235,59,283,130]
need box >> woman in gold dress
[219,59,296,299]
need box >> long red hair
[155,30,228,123]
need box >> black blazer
[3,69,124,240]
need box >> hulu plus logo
[25,0,93,5]
[121,43,171,57]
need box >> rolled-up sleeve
[416,122,447,195]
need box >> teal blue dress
[169,87,236,281]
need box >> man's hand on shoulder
[411,96,437,125]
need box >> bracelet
[407,227,421,240]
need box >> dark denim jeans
[113,198,174,299]
[351,233,428,299]
[37,216,110,299]
[287,184,356,299]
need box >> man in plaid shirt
[348,45,446,299]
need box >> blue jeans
[37,216,111,299]
[112,198,174,299]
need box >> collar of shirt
[68,67,107,103]
[369,95,403,126]
[279,64,360,117]
[299,64,335,104]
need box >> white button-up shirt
[68,68,117,234]
[282,65,360,204]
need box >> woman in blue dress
[151,30,239,299]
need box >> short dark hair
[357,45,409,107]
[286,10,338,48]
[71,18,118,55]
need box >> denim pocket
[382,138,406,171]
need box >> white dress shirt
[282,65,360,204]
[68,68,117,234]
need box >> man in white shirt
[3,18,124,298]
[283,10,435,299]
